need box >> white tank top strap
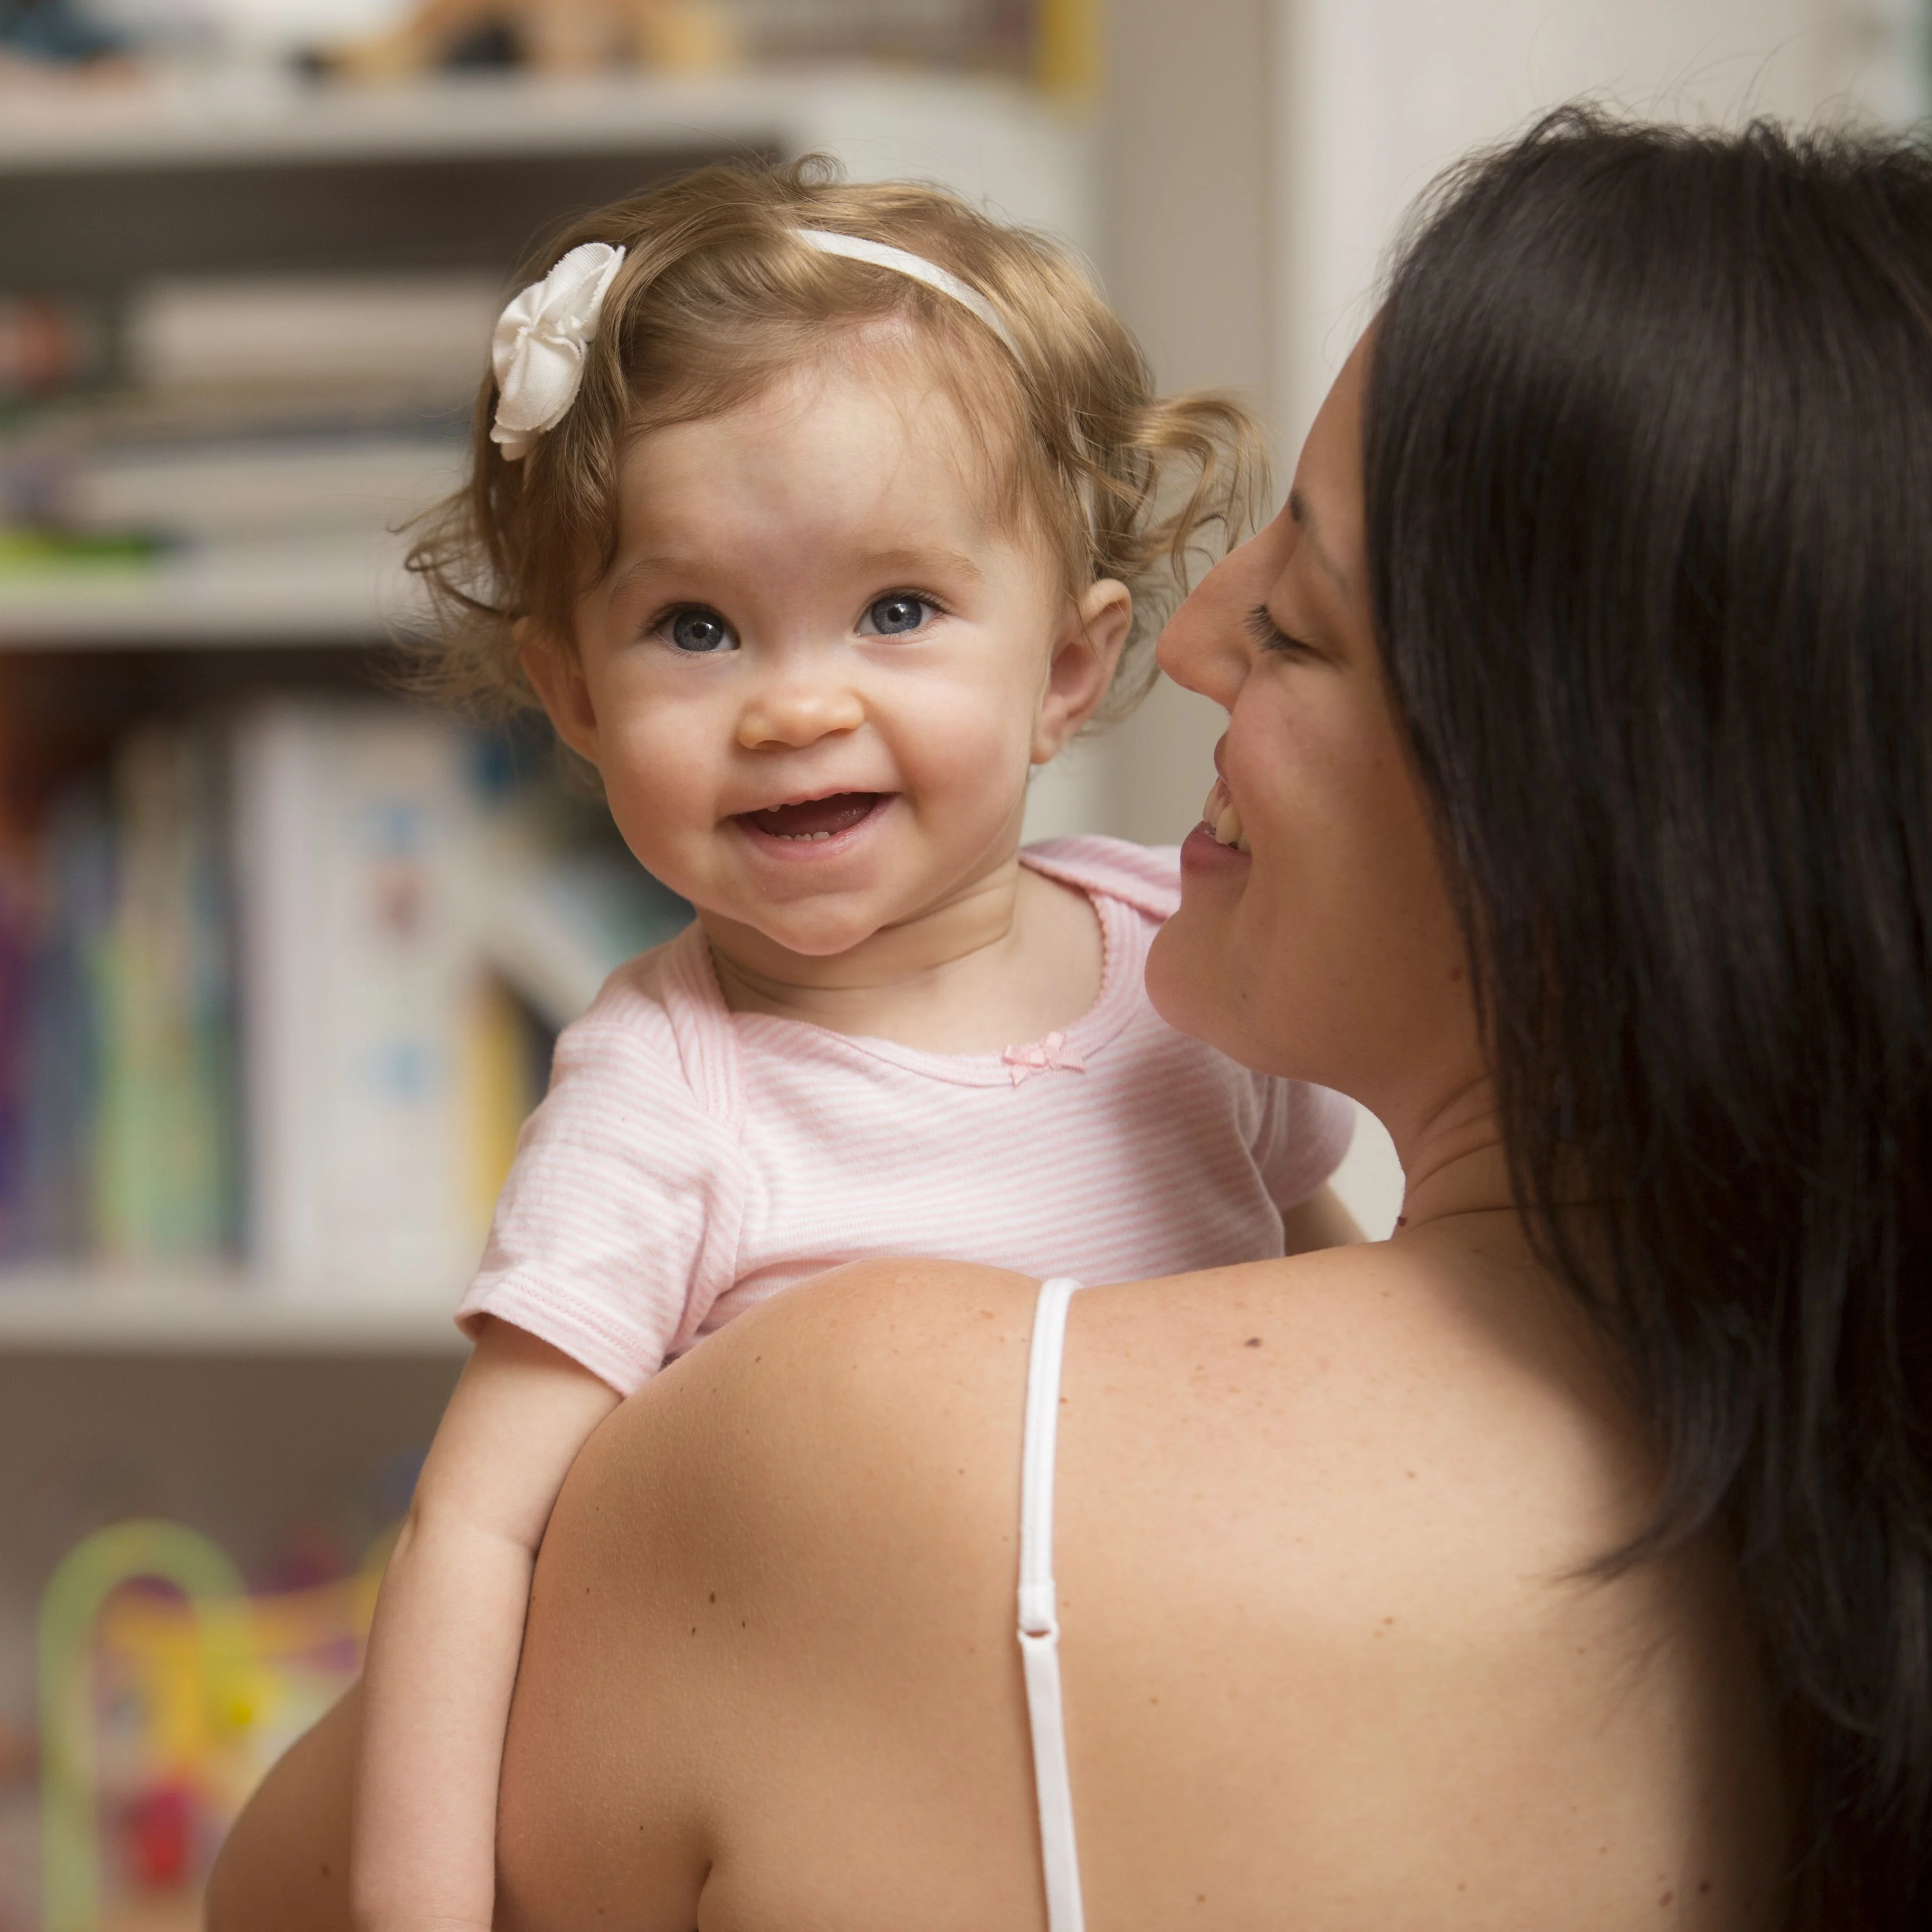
[1019,1276,1087,1932]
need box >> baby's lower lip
[735,792,887,842]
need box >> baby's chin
[697,900,900,972]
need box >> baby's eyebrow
[854,545,985,585]
[608,545,986,594]
[605,553,692,598]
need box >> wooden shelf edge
[0,535,420,650]
[0,66,1058,172]
[0,1272,470,1354]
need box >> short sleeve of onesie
[1251,1071,1358,1211]
[456,956,746,1395]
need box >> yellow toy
[38,1519,389,1932]
[318,0,736,80]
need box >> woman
[211,111,1932,1928]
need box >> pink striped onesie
[458,836,1355,1393]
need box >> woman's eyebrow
[1288,487,1349,594]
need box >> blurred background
[0,0,1919,1923]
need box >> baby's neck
[700,859,1103,1055]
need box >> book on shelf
[95,723,237,1265]
[0,698,690,1307]
[234,700,487,1300]
[123,274,500,397]
[0,270,487,607]
[58,433,469,544]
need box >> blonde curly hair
[408,155,1267,728]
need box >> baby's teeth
[1212,800,1244,850]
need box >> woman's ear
[1031,578,1133,765]
[517,620,602,768]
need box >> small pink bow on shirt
[1002,1030,1088,1087]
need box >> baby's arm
[353,1317,620,1932]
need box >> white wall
[1086,0,1922,1234]
[1270,0,1922,446]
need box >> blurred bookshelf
[0,65,1093,1352]
[0,67,1092,659]
[0,51,1092,1929]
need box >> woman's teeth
[1202,780,1250,853]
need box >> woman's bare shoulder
[556,1258,1047,1584]
[584,1237,1653,1630]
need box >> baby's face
[547,350,1084,959]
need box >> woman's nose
[734,676,866,751]
[1156,536,1264,710]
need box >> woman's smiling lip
[1181,820,1251,878]
[1181,767,1251,878]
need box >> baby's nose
[734,677,865,750]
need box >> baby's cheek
[596,738,711,875]
[900,681,1031,797]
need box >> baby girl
[352,158,1357,1930]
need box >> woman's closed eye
[1245,603,1313,656]
[857,592,943,638]
[656,604,739,655]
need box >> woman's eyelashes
[1244,603,1312,656]
[656,604,739,654]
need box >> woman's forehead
[1280,345,1369,593]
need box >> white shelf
[0,531,426,647]
[0,1268,469,1353]
[0,71,1093,252]
[0,68,1092,652]
[0,68,778,169]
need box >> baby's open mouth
[737,792,887,841]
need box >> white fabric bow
[490,242,627,460]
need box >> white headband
[793,229,1020,358]
[490,229,1017,460]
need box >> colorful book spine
[231,701,487,1301]
[0,697,665,1297]
[91,726,236,1266]
[18,781,111,1261]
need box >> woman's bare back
[489,1232,1785,1931]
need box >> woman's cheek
[1145,902,1241,1053]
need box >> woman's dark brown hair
[1367,109,1932,1926]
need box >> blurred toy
[312,0,736,78]
[38,1518,388,1932]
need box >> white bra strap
[1019,1276,1086,1932]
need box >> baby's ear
[1032,578,1132,764]
[517,620,602,767]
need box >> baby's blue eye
[865,595,930,636]
[666,606,737,654]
